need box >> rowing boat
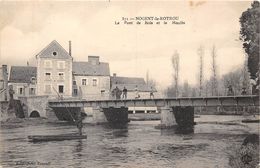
[28,134,87,142]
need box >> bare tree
[182,80,190,97]
[198,45,204,96]
[211,45,218,96]
[172,50,180,97]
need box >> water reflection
[160,125,194,136]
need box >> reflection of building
[8,66,37,99]
[36,40,73,98]
[73,56,110,99]
[110,73,156,99]
[0,65,9,101]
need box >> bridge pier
[92,106,108,124]
[159,105,177,128]
[172,106,195,131]
[157,106,195,131]
[103,107,129,125]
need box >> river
[0,115,258,168]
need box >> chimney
[69,41,72,56]
[88,56,100,65]
[113,73,116,77]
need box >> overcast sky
[0,1,252,89]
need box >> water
[0,115,258,168]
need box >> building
[8,66,37,99]
[0,65,9,101]
[111,73,156,99]
[72,56,110,100]
[36,40,73,98]
[111,73,158,113]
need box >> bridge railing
[48,95,259,108]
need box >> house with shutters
[72,56,110,100]
[8,66,37,99]
[36,40,73,98]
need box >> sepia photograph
[0,0,259,167]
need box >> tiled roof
[9,66,37,83]
[111,76,146,85]
[73,62,110,76]
[36,40,71,59]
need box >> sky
[0,0,252,90]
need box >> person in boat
[76,113,83,135]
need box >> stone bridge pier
[159,105,195,130]
[89,106,129,125]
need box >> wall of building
[37,57,72,98]
[8,83,36,99]
[18,95,49,118]
[73,75,110,100]
[0,65,9,101]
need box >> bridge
[48,95,259,108]
[48,95,259,128]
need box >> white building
[8,66,37,99]
[72,56,110,100]
[36,40,73,98]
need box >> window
[58,85,64,94]
[58,72,64,80]
[45,85,52,93]
[44,60,52,68]
[73,81,77,85]
[29,88,36,95]
[101,90,105,96]
[31,77,36,84]
[18,87,24,95]
[93,79,97,86]
[57,61,65,69]
[82,79,87,85]
[53,51,57,56]
[45,73,51,80]
[73,89,78,96]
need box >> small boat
[241,119,260,123]
[28,134,87,142]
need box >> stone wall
[0,100,24,122]
[18,96,49,118]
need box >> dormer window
[31,77,36,84]
[52,52,57,56]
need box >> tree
[198,45,204,96]
[172,50,180,97]
[240,1,260,94]
[182,80,190,97]
[211,45,218,96]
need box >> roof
[36,40,71,59]
[111,76,156,92]
[9,66,37,83]
[111,76,146,85]
[111,84,155,92]
[73,62,110,76]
